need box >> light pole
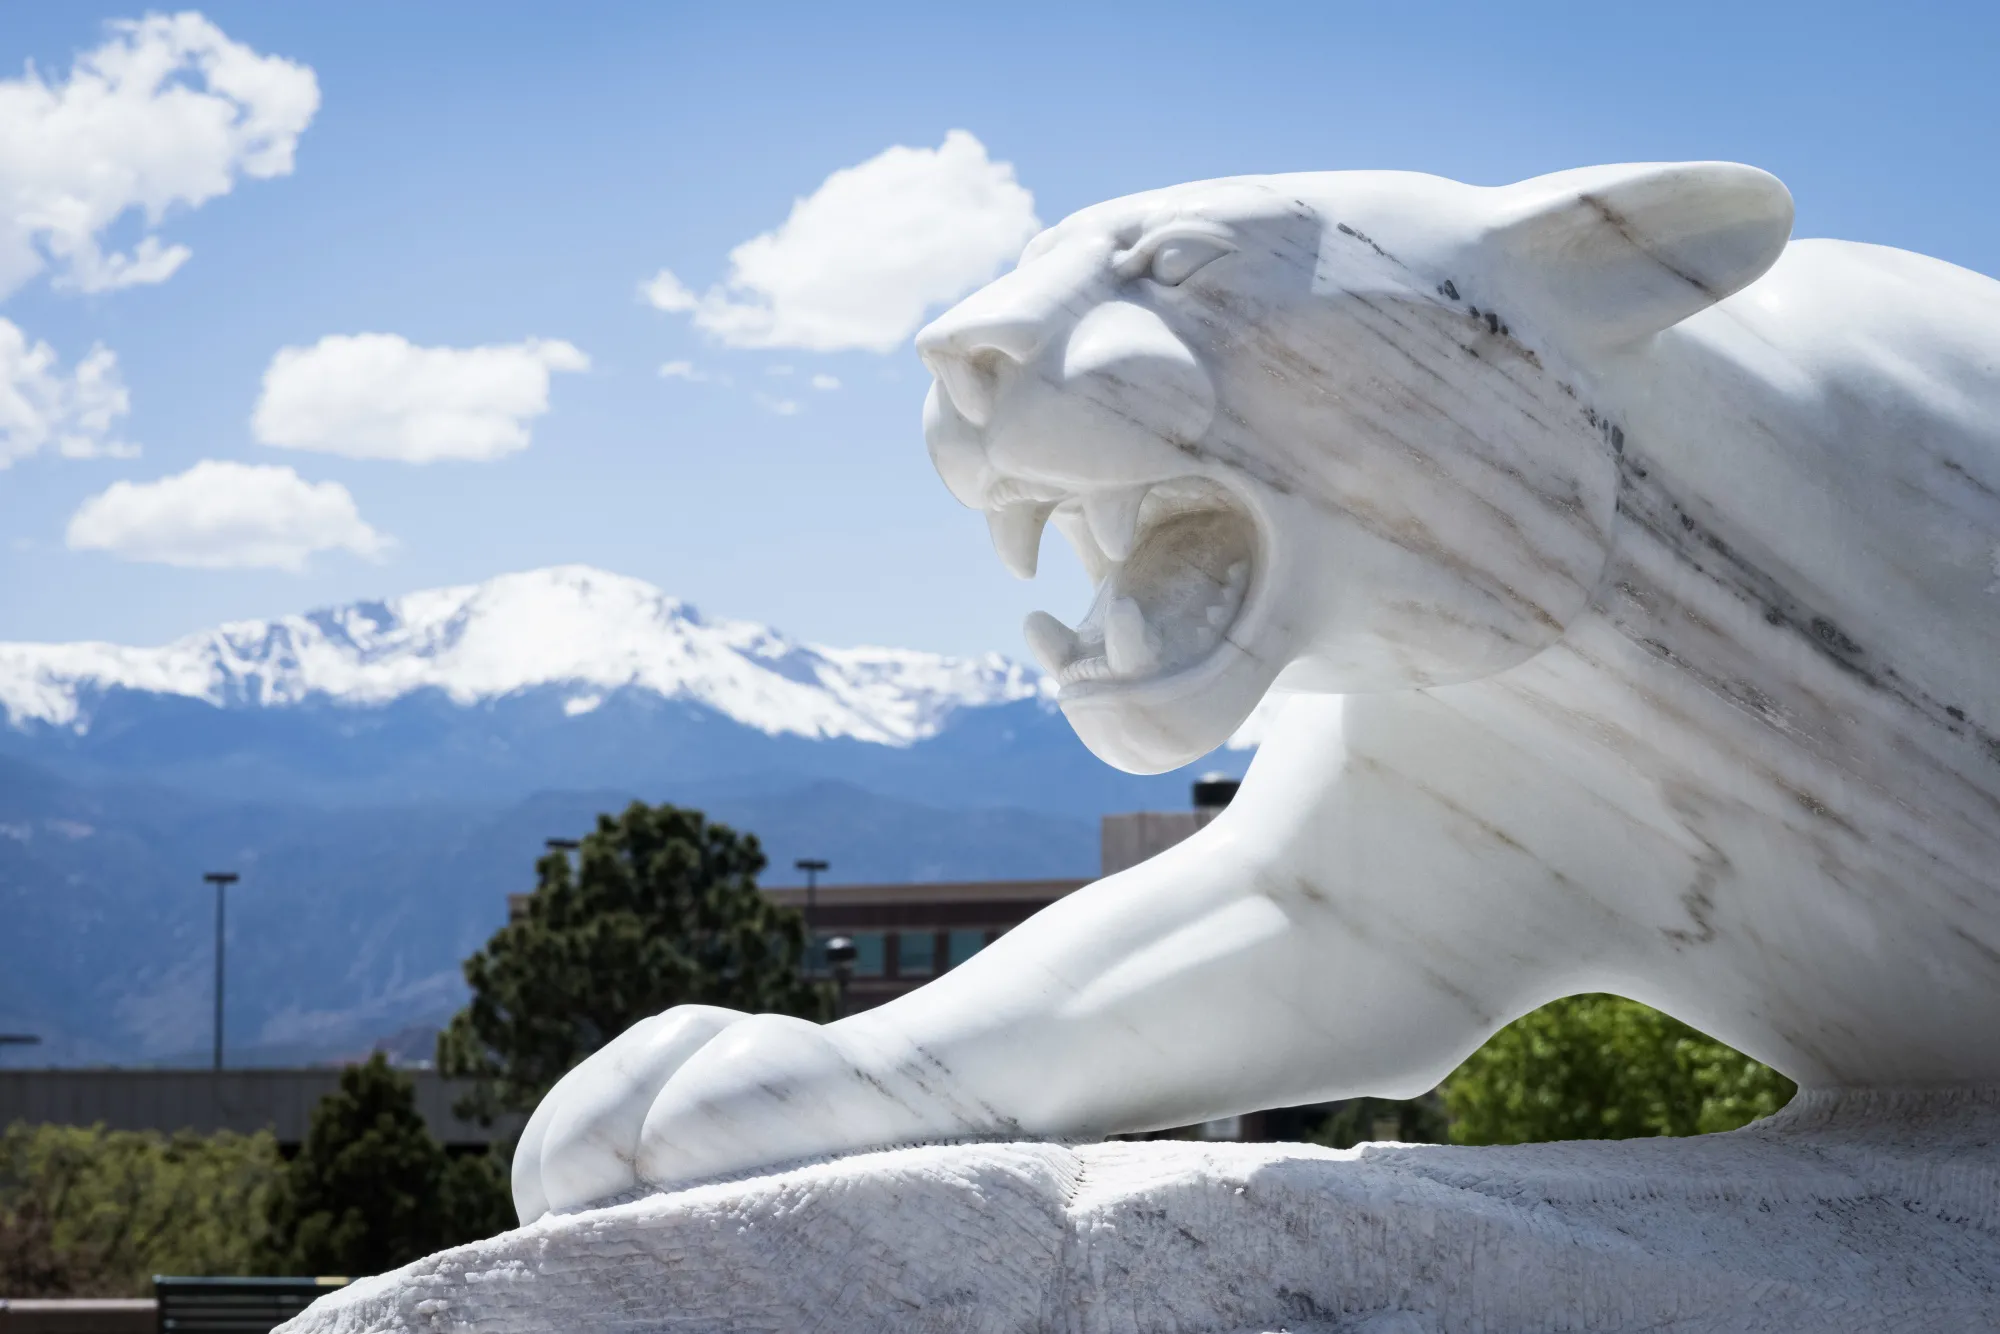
[0,1034,40,1059]
[794,858,828,937]
[201,871,238,1071]
[546,838,581,854]
[824,935,857,1020]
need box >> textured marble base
[281,1090,1998,1334]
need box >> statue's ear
[1480,162,1793,349]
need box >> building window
[947,929,985,969]
[849,931,886,977]
[897,931,936,977]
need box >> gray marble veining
[510,162,2000,1221]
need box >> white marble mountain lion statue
[511,162,2000,1221]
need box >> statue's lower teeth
[1023,610,1082,676]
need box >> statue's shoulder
[1627,236,2000,729]
[1698,238,2000,428]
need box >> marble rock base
[281,1090,1998,1334]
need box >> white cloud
[638,269,697,312]
[0,318,134,466]
[643,130,1039,353]
[252,333,589,463]
[759,395,801,417]
[66,460,389,570]
[811,373,840,391]
[0,13,319,298]
[657,360,709,381]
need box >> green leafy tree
[263,1055,509,1276]
[1441,993,1796,1145]
[438,801,829,1120]
[0,1122,282,1297]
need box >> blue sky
[2,1,1996,659]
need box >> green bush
[1441,993,1796,1145]
[0,1121,281,1297]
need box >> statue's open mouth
[982,475,1258,694]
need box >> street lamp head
[795,858,829,873]
[545,838,582,852]
[202,871,239,886]
[822,934,858,1021]
[0,1034,41,1046]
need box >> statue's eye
[1148,235,1231,286]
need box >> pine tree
[437,800,829,1121]
[263,1055,507,1275]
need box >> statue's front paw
[634,1014,1000,1192]
[512,1004,748,1221]
[515,1010,1010,1222]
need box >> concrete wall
[0,1068,518,1147]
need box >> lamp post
[794,858,830,982]
[823,935,857,1020]
[201,872,238,1071]
[793,858,828,936]
[546,837,581,855]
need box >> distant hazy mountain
[0,568,1241,1065]
[0,755,1099,1067]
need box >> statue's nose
[916,307,1047,429]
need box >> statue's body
[509,163,2000,1221]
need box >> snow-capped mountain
[0,565,1050,744]
[0,564,1206,815]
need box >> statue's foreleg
[626,694,1616,1191]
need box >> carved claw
[635,1014,938,1191]
[513,1005,749,1221]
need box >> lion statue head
[918,164,1793,771]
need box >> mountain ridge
[0,564,1051,744]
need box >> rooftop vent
[1192,773,1240,811]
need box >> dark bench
[152,1278,347,1334]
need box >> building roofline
[762,878,1090,908]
